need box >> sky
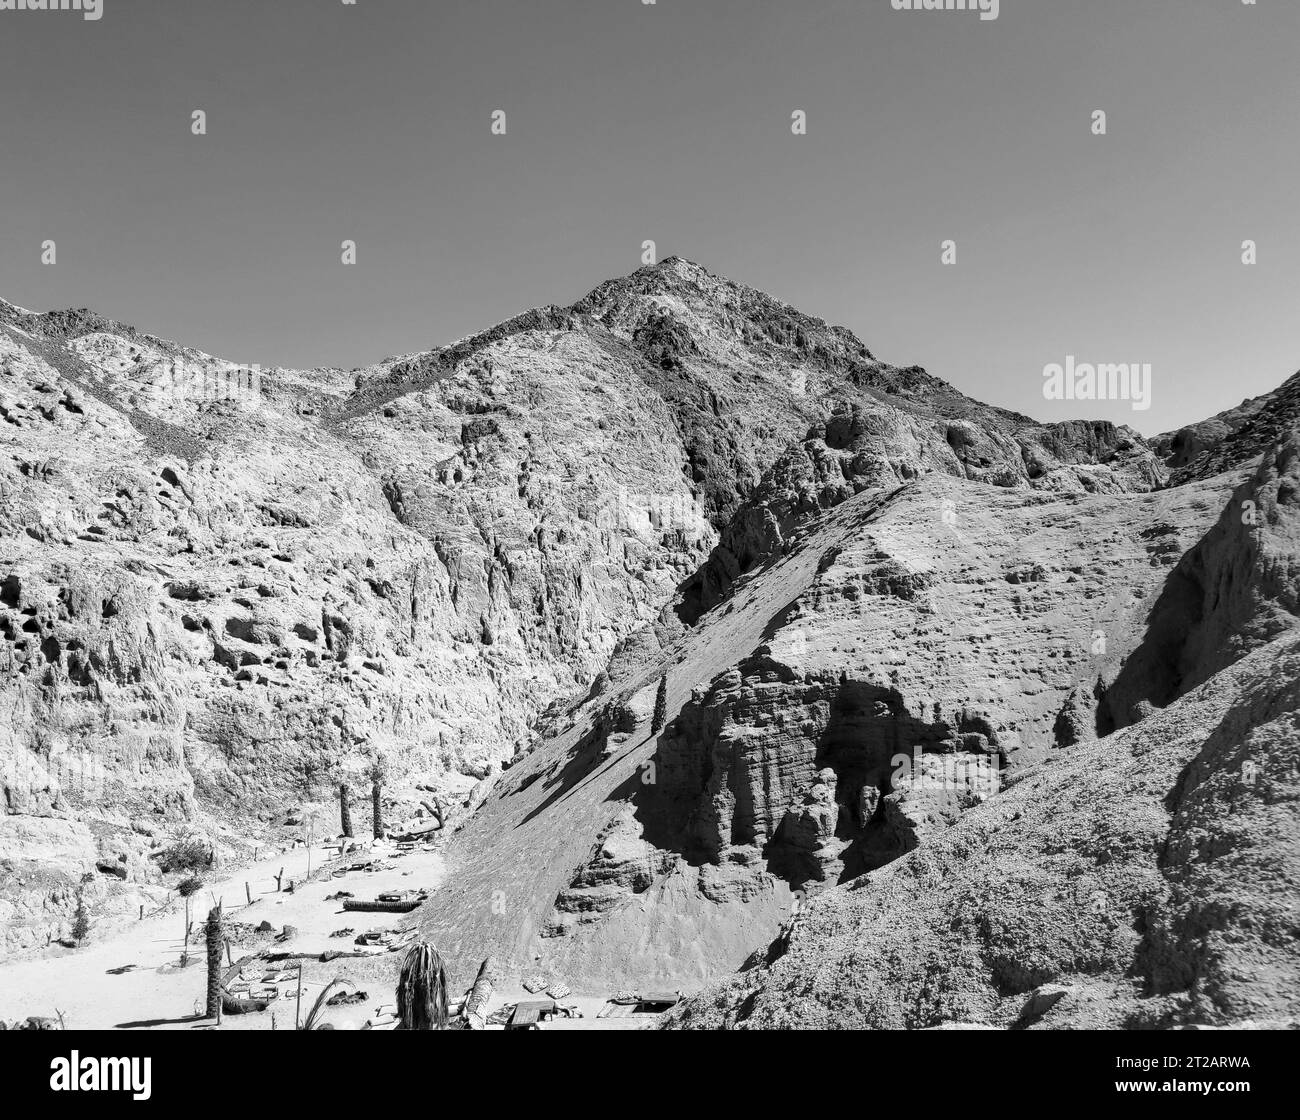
[1,0,1297,436]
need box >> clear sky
[1,0,1297,436]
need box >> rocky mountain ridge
[407,270,1298,1023]
[3,261,1295,1027]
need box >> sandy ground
[0,838,446,1030]
[0,837,669,1031]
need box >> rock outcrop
[667,629,1300,1029]
[1154,368,1300,485]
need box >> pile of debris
[0,1015,64,1031]
[219,959,295,1015]
[342,888,430,913]
[352,927,417,954]
[488,1000,583,1029]
[598,992,682,1018]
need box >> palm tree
[176,875,204,967]
[205,904,223,1021]
[396,941,448,1030]
[367,753,391,840]
[339,783,353,838]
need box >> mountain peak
[645,254,714,281]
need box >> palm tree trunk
[372,780,383,840]
[205,905,223,1021]
[463,957,498,1030]
[340,783,353,838]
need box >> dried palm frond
[397,941,448,1030]
[301,977,357,1031]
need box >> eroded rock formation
[4,259,1297,1030]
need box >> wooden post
[245,882,252,906]
[275,867,284,892]
[139,904,144,921]
[294,963,304,1030]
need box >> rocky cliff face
[1154,368,1300,485]
[663,431,1300,1027]
[419,453,1287,994]
[2,257,1147,956]
[1,258,859,955]
[669,627,1300,1029]
[5,260,1296,1025]
[409,270,1299,1018]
